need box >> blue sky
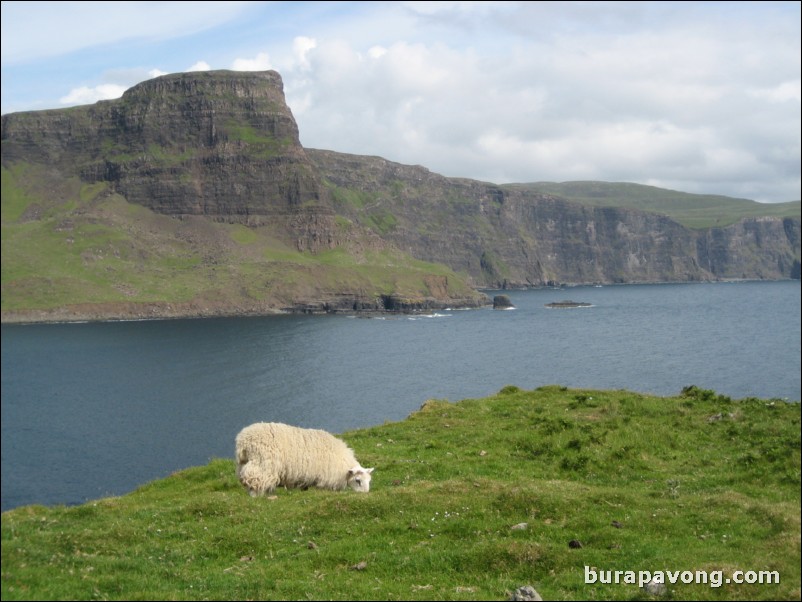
[2,1,800,202]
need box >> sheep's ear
[366,467,374,474]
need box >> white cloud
[187,61,212,72]
[276,2,799,202]
[292,37,317,70]
[232,52,272,71]
[749,80,802,103]
[59,84,126,105]
[367,45,387,60]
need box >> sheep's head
[347,467,374,492]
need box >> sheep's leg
[238,461,279,496]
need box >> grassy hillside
[2,385,799,601]
[507,181,801,229]
[1,164,481,318]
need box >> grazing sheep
[235,422,374,496]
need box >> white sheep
[235,422,374,496]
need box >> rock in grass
[508,585,543,601]
[642,579,667,596]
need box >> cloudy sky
[1,1,800,203]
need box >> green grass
[0,165,41,222]
[145,144,198,167]
[2,385,799,601]
[0,195,205,309]
[327,183,399,234]
[221,120,293,159]
[509,181,801,229]
[1,165,482,316]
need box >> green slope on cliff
[509,181,801,229]
[1,163,485,321]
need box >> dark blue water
[2,281,799,511]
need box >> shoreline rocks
[493,294,515,310]
[544,300,592,308]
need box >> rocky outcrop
[545,300,592,308]
[493,295,514,309]
[283,292,487,315]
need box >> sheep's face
[347,467,374,492]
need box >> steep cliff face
[307,149,800,285]
[485,193,705,285]
[696,217,801,280]
[2,70,336,250]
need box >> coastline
[3,278,797,325]
[0,294,492,325]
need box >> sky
[1,1,800,203]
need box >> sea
[1,280,799,512]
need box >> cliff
[307,149,801,286]
[1,70,799,321]
[1,71,336,249]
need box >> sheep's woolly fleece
[235,422,373,495]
